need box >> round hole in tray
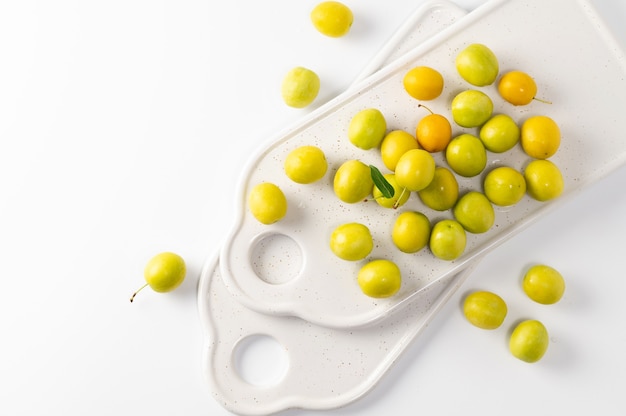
[233,334,289,387]
[250,232,303,285]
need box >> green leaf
[369,165,395,199]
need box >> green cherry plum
[248,182,288,224]
[394,148,436,192]
[130,252,187,302]
[509,320,549,363]
[329,222,374,261]
[453,191,495,234]
[429,219,466,261]
[524,159,564,202]
[380,130,419,171]
[455,43,499,86]
[417,166,459,211]
[348,108,387,150]
[333,159,374,203]
[484,166,526,207]
[451,90,493,128]
[392,211,431,253]
[357,259,402,298]
[284,145,328,184]
[479,114,520,153]
[445,134,487,177]
[522,264,566,305]
[310,1,353,38]
[463,290,507,329]
[281,67,320,108]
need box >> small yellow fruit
[380,130,419,171]
[521,115,561,159]
[357,259,402,298]
[284,145,328,184]
[429,219,466,261]
[483,166,526,207]
[463,290,507,329]
[329,223,373,261]
[391,211,430,253]
[417,166,459,211]
[523,264,566,305]
[281,67,320,108]
[415,108,452,153]
[394,148,436,192]
[445,133,487,178]
[348,108,387,150]
[509,320,549,363]
[453,191,495,234]
[524,159,564,202]
[310,1,353,38]
[248,182,288,225]
[455,43,499,87]
[130,252,186,302]
[403,66,444,101]
[498,70,538,105]
[479,114,520,153]
[333,159,373,204]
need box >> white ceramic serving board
[199,253,477,416]
[219,0,626,329]
[198,2,470,415]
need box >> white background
[1,0,625,415]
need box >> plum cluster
[248,43,565,299]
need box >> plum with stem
[130,252,186,302]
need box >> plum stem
[533,96,553,105]
[130,283,148,303]
[392,187,408,209]
[418,103,434,115]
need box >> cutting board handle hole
[249,232,303,285]
[233,334,290,387]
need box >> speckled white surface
[219,0,626,329]
[200,252,478,415]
